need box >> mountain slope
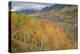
[41,4,65,12]
[10,3,78,52]
[16,9,39,14]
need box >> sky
[10,1,54,11]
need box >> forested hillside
[10,5,78,52]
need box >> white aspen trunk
[23,32,26,43]
[40,40,44,50]
[28,34,30,44]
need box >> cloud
[11,1,53,11]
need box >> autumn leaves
[11,12,77,52]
